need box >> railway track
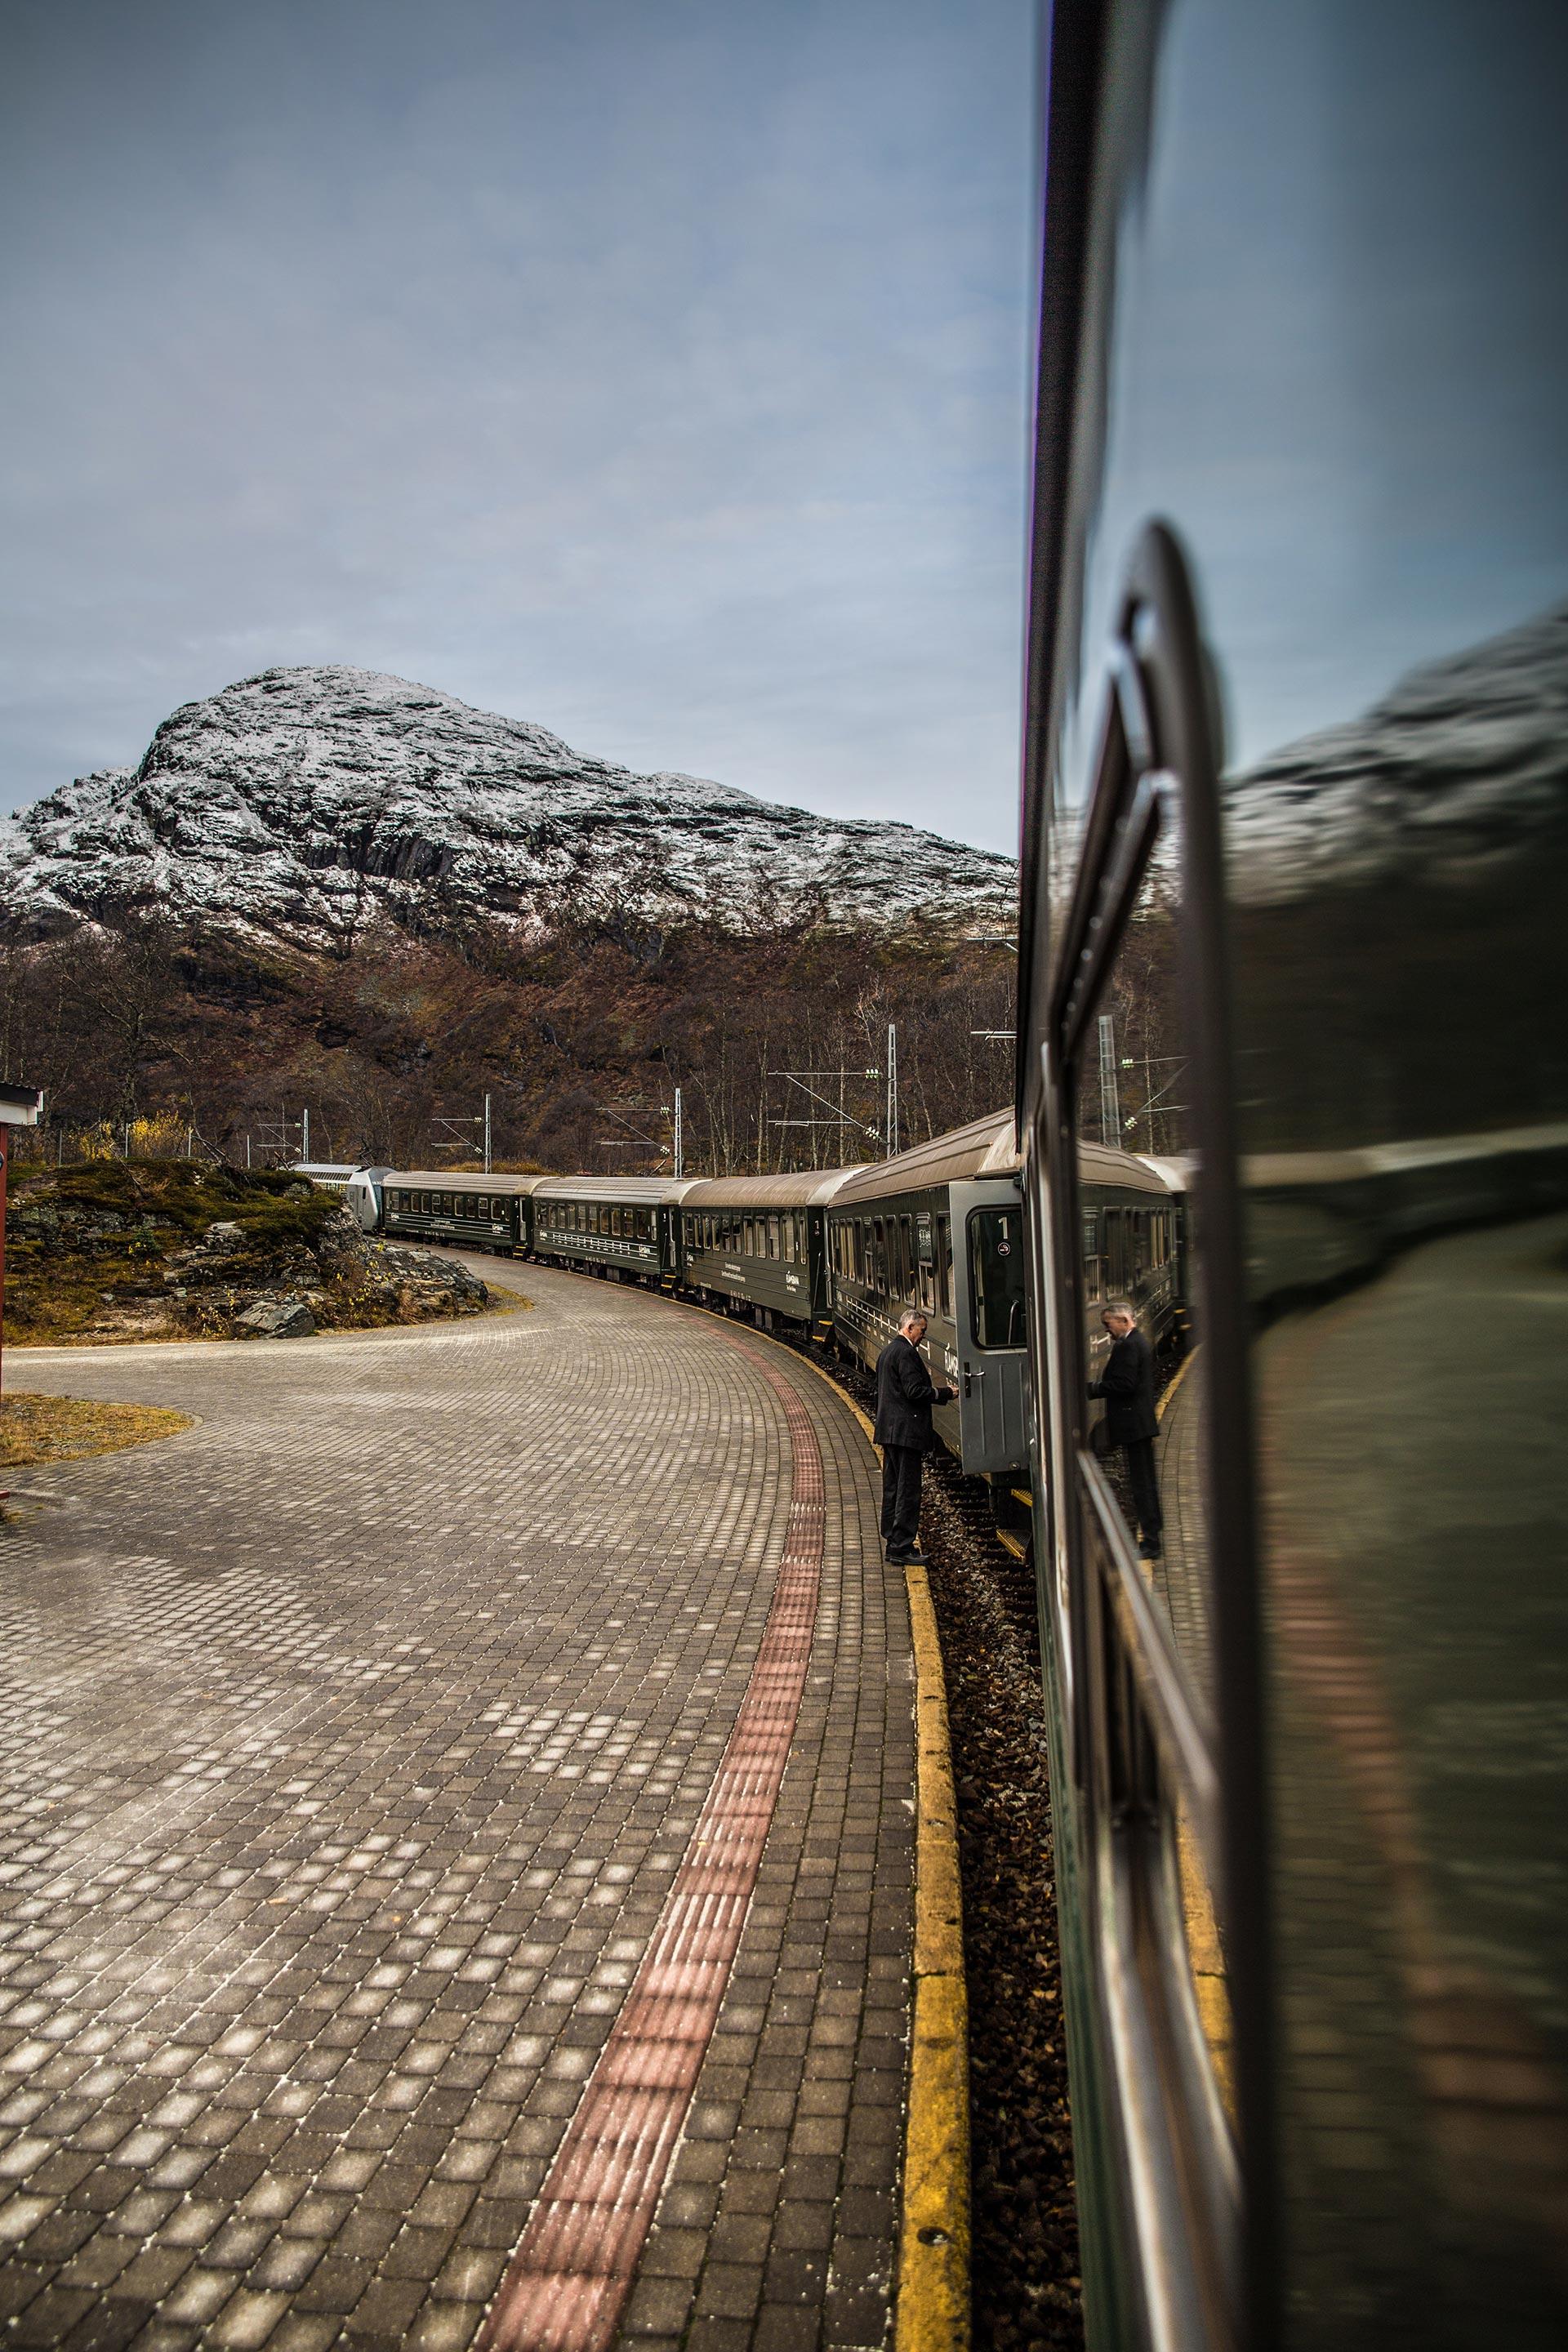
[788,1336,1083,2351]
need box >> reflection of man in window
[1089,1301,1163,1561]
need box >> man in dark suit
[1089,1298,1163,1559]
[874,1308,958,1566]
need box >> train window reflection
[1079,856,1209,1708]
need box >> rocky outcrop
[0,665,1014,948]
[236,1297,318,1340]
[7,1168,492,1344]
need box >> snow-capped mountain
[0,666,1015,948]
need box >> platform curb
[715,1324,972,2352]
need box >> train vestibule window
[968,1206,1026,1349]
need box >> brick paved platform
[0,1260,912,2352]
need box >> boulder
[235,1296,317,1339]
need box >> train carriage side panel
[1018,7,1568,2350]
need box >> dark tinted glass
[968,1206,1025,1349]
[1049,4,1568,2341]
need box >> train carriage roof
[680,1167,868,1210]
[532,1175,704,1205]
[1077,1144,1186,1197]
[830,1110,1019,1206]
[384,1169,552,1196]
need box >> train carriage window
[968,1207,1025,1349]
[898,1214,915,1301]
[917,1244,937,1315]
[1082,1208,1103,1303]
[768,1214,781,1261]
[871,1217,886,1294]
[936,1214,952,1318]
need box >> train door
[949,1179,1028,1472]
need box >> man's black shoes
[1138,1537,1163,1561]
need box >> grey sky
[0,0,1036,851]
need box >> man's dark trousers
[1124,1435,1163,1551]
[881,1444,924,1561]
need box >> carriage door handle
[963,1363,982,1398]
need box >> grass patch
[0,1392,194,1467]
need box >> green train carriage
[678,1169,863,1334]
[531,1175,702,1288]
[380,1170,549,1254]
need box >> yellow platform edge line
[763,1335,972,2352]
[652,1295,973,2352]
[898,1556,972,2352]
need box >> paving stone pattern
[0,1262,913,2352]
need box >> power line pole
[483,1093,492,1175]
[1098,1013,1121,1148]
[301,1106,310,1164]
[674,1086,684,1179]
[885,1023,898,1159]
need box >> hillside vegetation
[0,911,1018,1178]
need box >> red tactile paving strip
[479,1344,826,2352]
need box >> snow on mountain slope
[0,666,1016,947]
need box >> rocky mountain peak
[0,666,1013,950]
